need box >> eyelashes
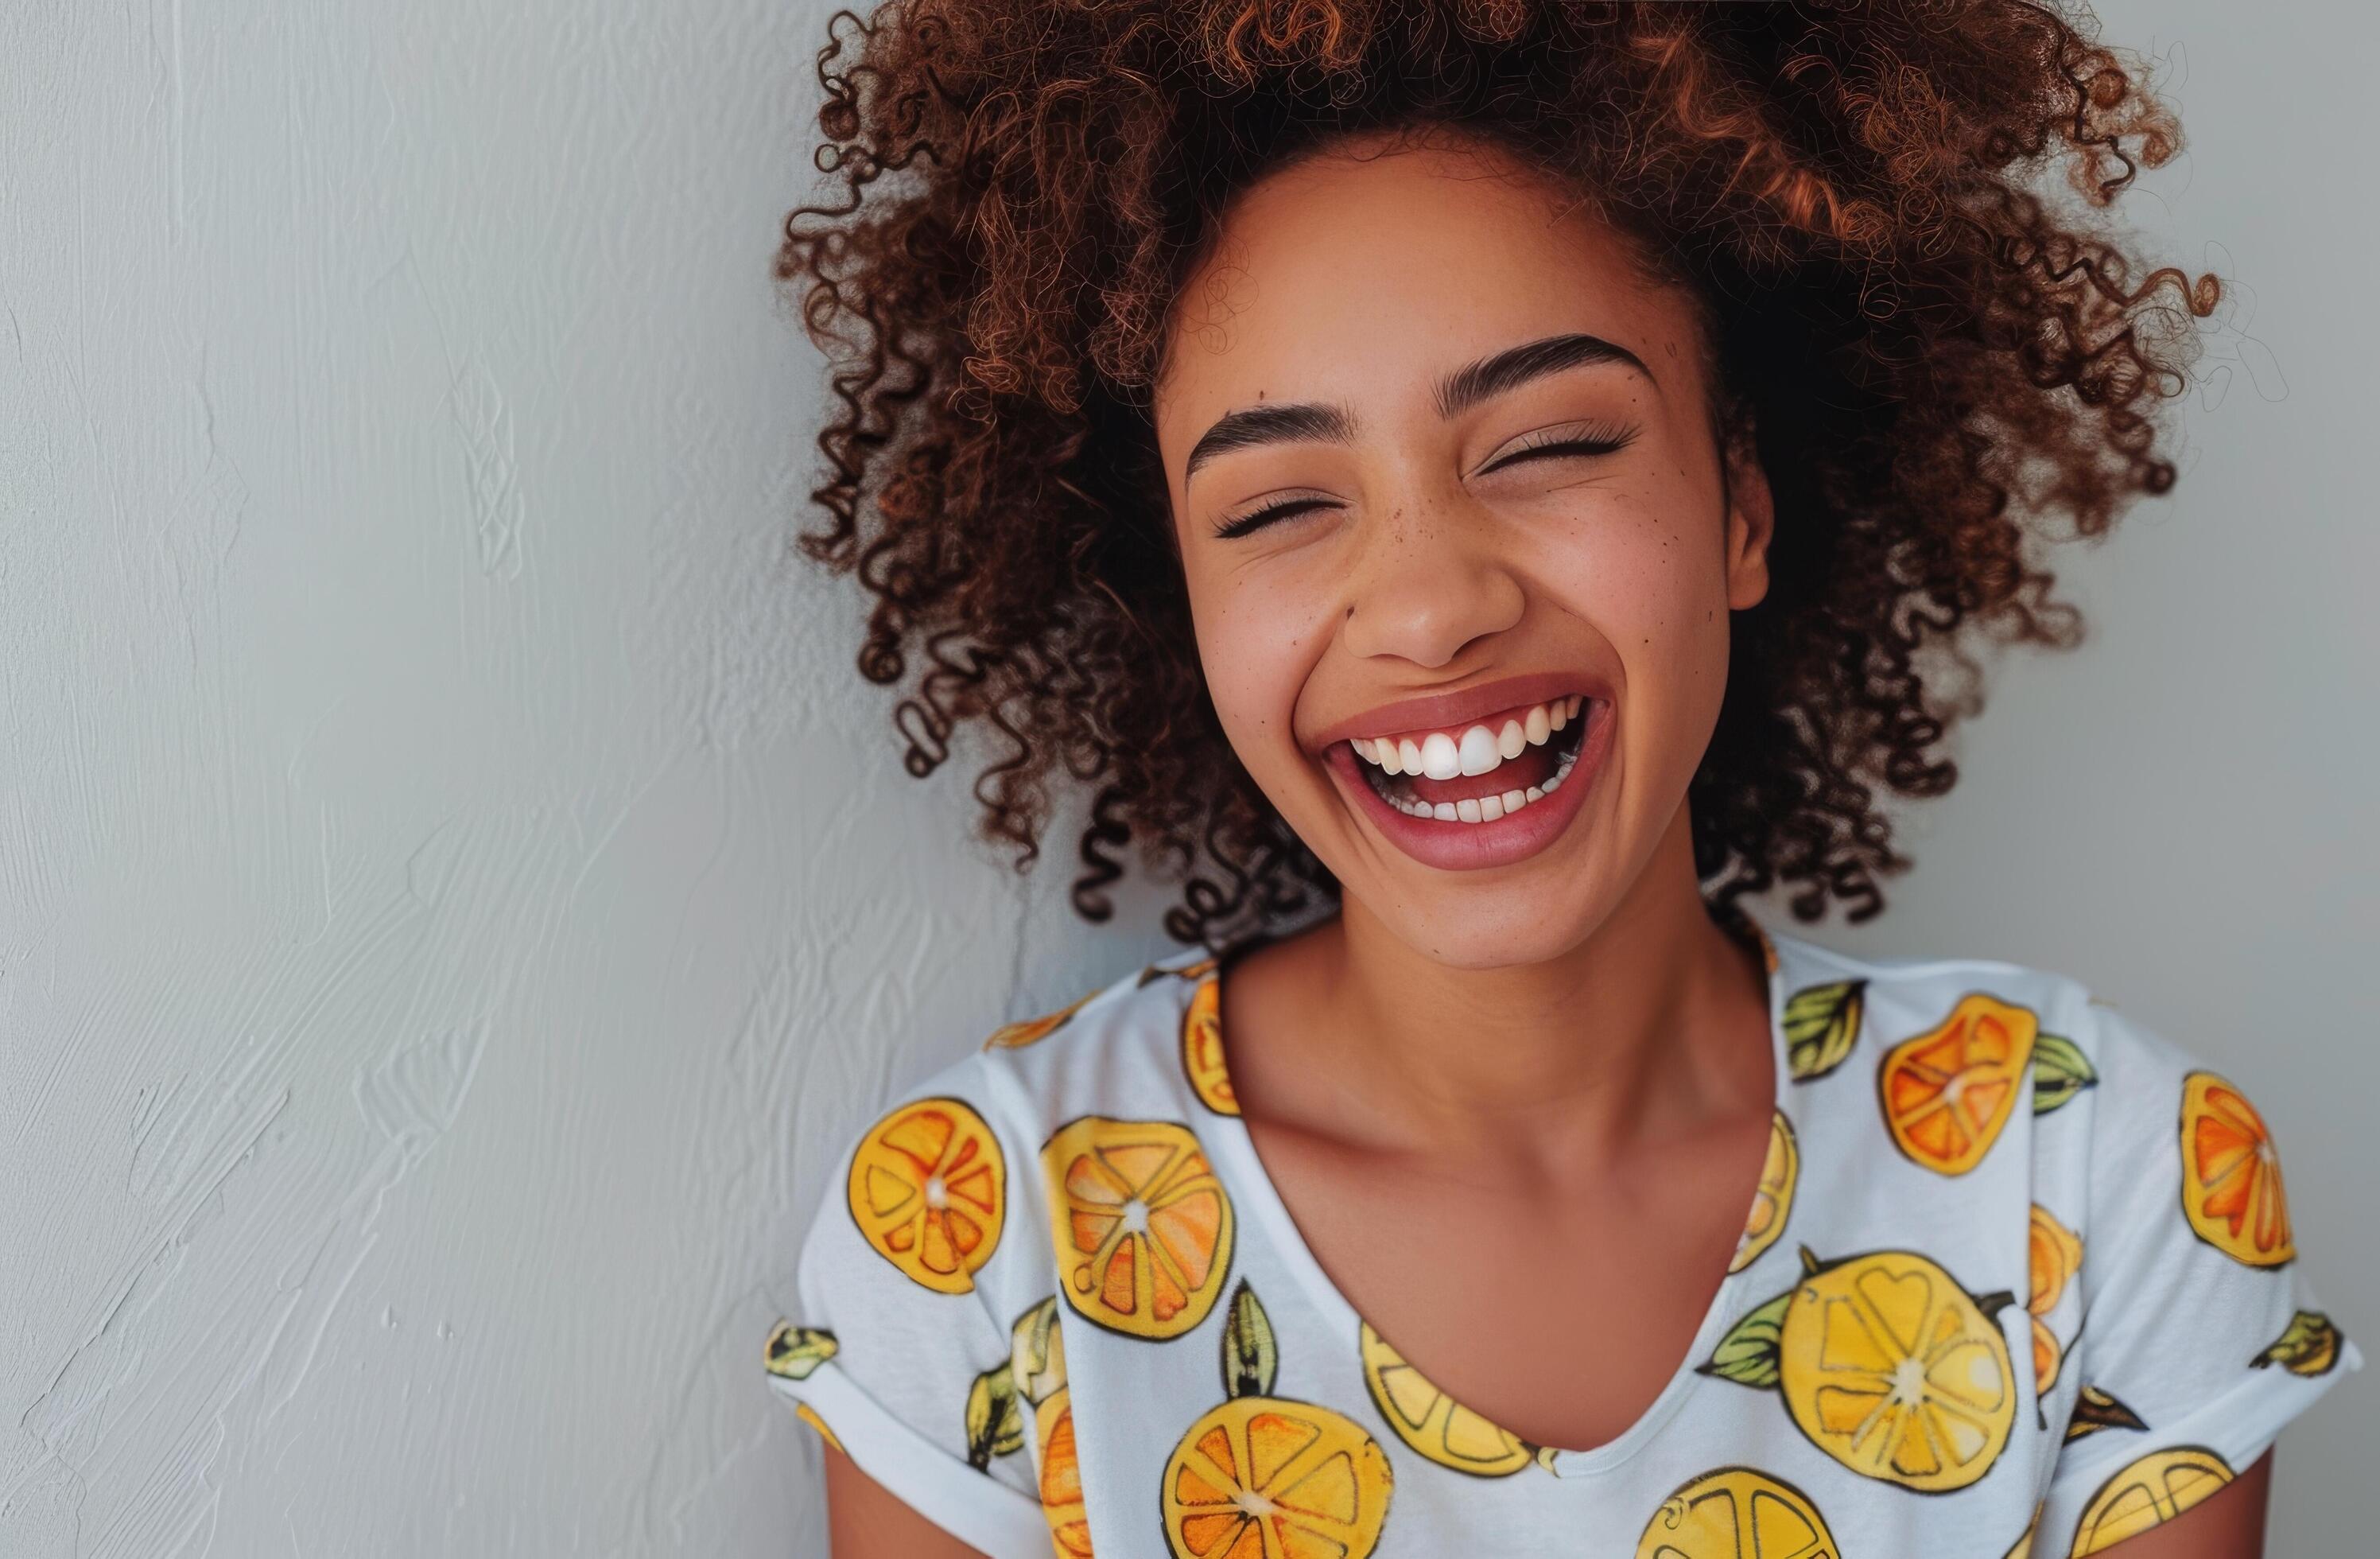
[1209,420,1640,540]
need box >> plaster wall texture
[1,0,2366,1554]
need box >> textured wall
[1,1,2366,1554]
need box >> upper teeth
[1350,694,1586,780]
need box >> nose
[1337,498,1527,670]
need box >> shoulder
[867,946,1225,1160]
[1757,915,2277,1200]
[1761,917,2103,1094]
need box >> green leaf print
[762,1321,837,1382]
[1697,1289,1792,1389]
[2252,1310,2343,1376]
[1784,980,1866,1081]
[2064,1385,2149,1443]
[963,1359,1023,1469]
[1221,1279,1279,1400]
[2031,1033,2098,1114]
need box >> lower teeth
[1365,717,1587,825]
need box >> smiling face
[1152,126,1774,970]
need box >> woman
[761,4,2358,1555]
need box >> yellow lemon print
[1180,977,1237,1117]
[792,1401,844,1453]
[847,1095,1005,1294]
[1702,1247,2017,1493]
[1042,1116,1233,1339]
[2180,1070,2294,1266]
[1878,993,2037,1175]
[1730,1110,1800,1274]
[2070,1446,2234,1555]
[1635,1465,1838,1559]
[1357,1320,1540,1477]
[1162,1282,1393,1559]
[987,987,1101,1050]
[2025,1203,2081,1390]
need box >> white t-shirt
[764,914,2359,1557]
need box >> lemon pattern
[2068,1446,2234,1554]
[845,1094,1005,1294]
[1179,976,1236,1117]
[1635,1465,1838,1559]
[1163,1282,1395,1559]
[2026,1204,2083,1393]
[1042,1114,1234,1340]
[1877,993,2036,1176]
[2180,1070,2295,1266]
[1703,1246,2018,1492]
[1358,1318,1551,1477]
[1730,1110,1799,1274]
[763,919,2359,1557]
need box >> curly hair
[775,0,2220,952]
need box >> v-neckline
[1192,908,1792,1479]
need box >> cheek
[1543,509,1731,678]
[1186,568,1331,760]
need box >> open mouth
[1348,696,1597,826]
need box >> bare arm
[821,1440,995,1559]
[2090,1451,2272,1558]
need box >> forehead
[1154,138,1702,449]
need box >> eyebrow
[1181,331,1654,486]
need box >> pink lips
[1326,694,1613,872]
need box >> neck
[1277,806,1771,1176]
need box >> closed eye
[1477,422,1637,475]
[1209,421,1639,540]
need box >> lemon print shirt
[765,915,2360,1558]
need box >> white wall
[1,1,2364,1553]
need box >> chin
[1353,873,1617,971]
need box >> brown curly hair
[775,0,2219,952]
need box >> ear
[1719,402,1774,612]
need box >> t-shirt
[763,913,2359,1558]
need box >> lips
[1352,692,1584,806]
[1314,675,1628,876]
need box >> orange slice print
[2029,1316,2061,1394]
[1161,1398,1392,1559]
[1180,978,1237,1117]
[845,1095,1006,1294]
[2026,1205,2082,1316]
[986,988,1099,1051]
[1037,1392,1093,1557]
[1878,994,2037,1175]
[2180,1071,2294,1266]
[2025,1203,2081,1390]
[1042,1117,1234,1339]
